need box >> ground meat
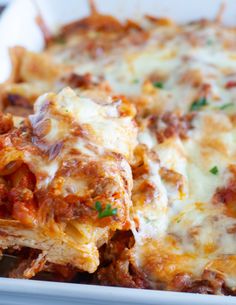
[184,280,215,294]
[62,73,94,89]
[6,94,32,109]
[95,231,150,288]
[0,112,13,134]
[178,270,229,295]
[212,173,236,218]
[148,112,195,143]
[97,255,150,288]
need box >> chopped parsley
[55,36,66,44]
[95,201,117,219]
[132,79,139,84]
[209,166,219,175]
[190,97,208,111]
[206,39,214,46]
[218,102,234,110]
[153,81,164,89]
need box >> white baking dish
[0,277,236,305]
[1,1,236,304]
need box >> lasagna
[0,87,137,277]
[1,2,236,295]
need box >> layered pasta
[1,3,236,295]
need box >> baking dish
[1,0,236,304]
[0,277,236,305]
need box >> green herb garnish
[153,81,164,89]
[190,97,208,111]
[55,36,66,44]
[206,39,214,46]
[218,102,234,110]
[95,201,117,219]
[132,79,139,84]
[209,166,219,175]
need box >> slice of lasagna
[0,87,137,277]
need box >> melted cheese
[34,88,136,159]
[47,22,236,115]
[134,111,236,289]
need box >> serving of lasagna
[1,2,236,295]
